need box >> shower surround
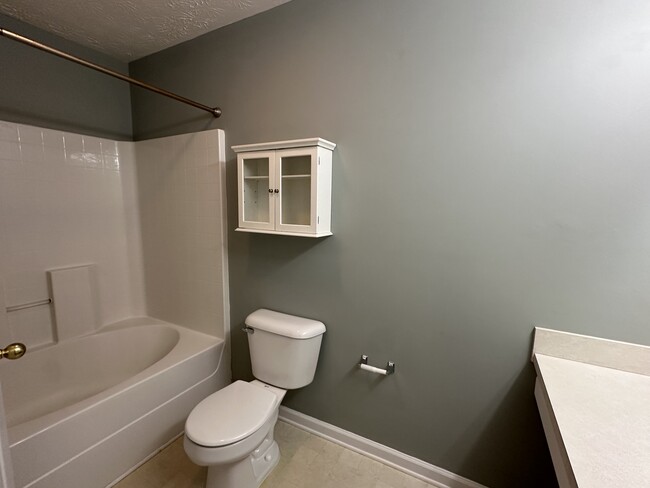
[0,120,230,487]
[0,121,144,347]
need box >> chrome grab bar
[5,298,52,313]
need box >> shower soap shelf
[233,138,335,238]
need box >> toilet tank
[245,309,326,389]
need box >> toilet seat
[185,380,278,448]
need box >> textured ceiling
[0,0,292,61]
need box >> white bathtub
[0,317,229,488]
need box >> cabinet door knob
[268,189,273,193]
[274,189,279,193]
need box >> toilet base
[205,437,280,488]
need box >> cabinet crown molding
[232,137,336,153]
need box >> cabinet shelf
[244,176,269,180]
[281,174,311,179]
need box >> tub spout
[1,343,26,360]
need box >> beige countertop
[531,328,650,488]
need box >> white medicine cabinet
[232,138,336,237]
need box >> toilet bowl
[184,380,286,488]
[184,309,326,488]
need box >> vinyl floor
[114,421,436,488]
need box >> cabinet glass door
[238,152,275,230]
[276,148,317,233]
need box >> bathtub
[0,317,229,488]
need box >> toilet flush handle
[242,326,255,334]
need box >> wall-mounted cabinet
[233,138,336,237]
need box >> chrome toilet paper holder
[359,354,395,376]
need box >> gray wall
[130,0,650,486]
[0,13,132,139]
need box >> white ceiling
[0,0,292,62]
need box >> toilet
[184,308,326,488]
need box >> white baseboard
[278,406,488,488]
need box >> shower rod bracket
[0,27,222,118]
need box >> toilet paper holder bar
[359,355,395,376]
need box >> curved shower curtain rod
[0,27,222,118]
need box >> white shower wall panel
[0,121,228,347]
[0,121,145,348]
[135,129,229,338]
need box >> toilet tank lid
[245,309,326,339]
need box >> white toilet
[184,308,326,488]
